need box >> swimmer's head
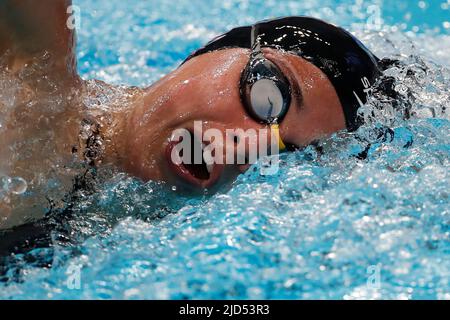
[123,16,382,191]
[184,16,382,131]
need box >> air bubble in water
[0,176,27,195]
[0,176,11,192]
[9,177,28,195]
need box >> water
[0,0,449,299]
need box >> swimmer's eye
[240,56,291,123]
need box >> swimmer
[0,0,382,229]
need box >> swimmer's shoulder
[0,0,78,79]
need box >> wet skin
[0,0,346,228]
[113,47,346,191]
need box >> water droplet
[417,1,427,10]
[9,177,27,195]
[0,176,11,192]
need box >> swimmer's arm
[0,0,77,77]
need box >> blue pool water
[1,0,449,299]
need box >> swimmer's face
[124,48,345,191]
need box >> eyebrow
[280,59,304,112]
[290,73,304,111]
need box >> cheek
[174,76,243,122]
[159,52,250,121]
[124,133,169,182]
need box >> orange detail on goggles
[270,124,286,151]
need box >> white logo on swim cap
[353,91,365,108]
[353,76,372,107]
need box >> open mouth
[165,129,223,188]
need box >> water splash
[0,0,449,300]
[0,176,27,196]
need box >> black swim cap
[184,16,382,131]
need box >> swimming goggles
[239,26,290,150]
